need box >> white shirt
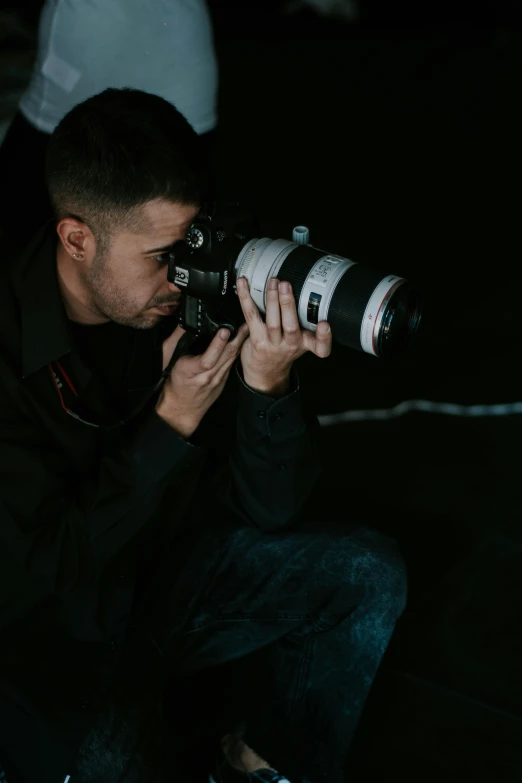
[19,0,218,135]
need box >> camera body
[167,202,256,341]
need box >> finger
[278,281,301,345]
[211,322,249,375]
[303,321,332,358]
[162,324,187,371]
[198,327,233,372]
[198,322,249,374]
[230,321,250,349]
[216,324,249,368]
[236,277,265,338]
[265,278,282,344]
[213,351,238,388]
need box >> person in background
[0,0,218,253]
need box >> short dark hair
[45,88,206,243]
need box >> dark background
[1,1,522,780]
[204,3,522,780]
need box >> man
[0,88,407,783]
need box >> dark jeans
[70,517,407,783]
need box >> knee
[362,530,408,618]
[320,524,408,619]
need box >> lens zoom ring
[278,246,324,303]
[328,264,387,350]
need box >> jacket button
[257,410,266,419]
[279,462,287,471]
[274,412,282,420]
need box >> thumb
[162,323,187,371]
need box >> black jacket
[0,222,322,658]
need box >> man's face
[84,199,199,329]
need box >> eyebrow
[142,242,176,256]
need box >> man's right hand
[155,322,250,439]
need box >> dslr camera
[167,202,422,357]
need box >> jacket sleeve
[0,406,200,597]
[203,361,322,531]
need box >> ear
[56,217,95,262]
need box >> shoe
[208,740,291,783]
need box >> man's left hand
[236,276,332,397]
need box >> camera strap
[48,360,114,428]
[48,330,198,430]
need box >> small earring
[72,253,84,259]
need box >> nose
[167,281,181,293]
